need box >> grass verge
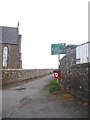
[48,79,78,102]
[49,80,88,108]
[49,79,65,96]
[49,79,58,93]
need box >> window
[3,46,8,67]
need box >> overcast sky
[0,0,89,69]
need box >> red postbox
[54,69,61,79]
[58,70,61,79]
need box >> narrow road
[2,74,88,118]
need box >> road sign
[51,43,66,55]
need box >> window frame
[2,46,9,68]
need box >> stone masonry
[69,63,89,101]
[60,44,89,102]
[0,26,22,69]
[2,69,53,86]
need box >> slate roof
[0,26,18,44]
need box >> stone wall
[68,63,89,101]
[60,45,76,92]
[0,44,2,89]
[60,44,89,102]
[61,62,89,102]
[1,69,53,86]
[65,44,76,70]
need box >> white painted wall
[0,27,2,43]
[88,1,90,42]
[0,27,2,69]
[76,42,89,64]
[88,2,90,63]
[88,42,90,62]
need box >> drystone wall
[68,63,89,101]
[61,55,89,102]
[1,69,53,86]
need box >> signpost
[51,43,66,89]
[51,43,66,55]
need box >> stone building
[0,26,22,69]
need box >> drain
[14,86,26,90]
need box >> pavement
[2,74,88,118]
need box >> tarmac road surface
[2,74,88,118]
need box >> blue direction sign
[51,43,66,55]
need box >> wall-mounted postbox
[53,69,61,79]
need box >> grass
[49,79,77,101]
[49,79,65,96]
[49,79,58,93]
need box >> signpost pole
[58,54,60,90]
[51,43,66,90]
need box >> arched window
[3,46,8,67]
